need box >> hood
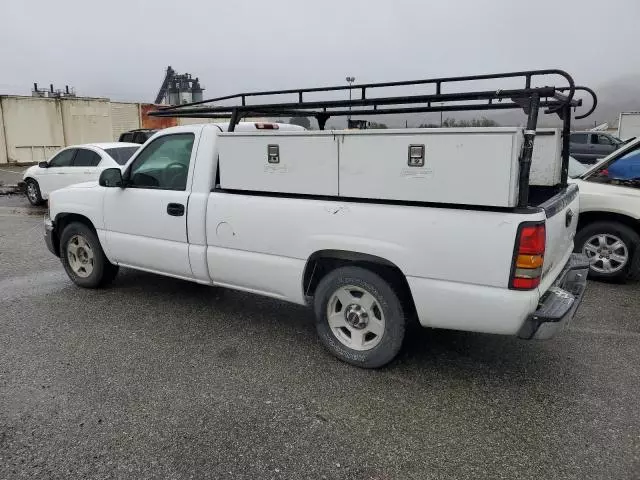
[580,137,640,179]
[65,181,99,189]
[23,165,39,178]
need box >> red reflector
[512,277,540,289]
[518,225,546,255]
[255,123,279,130]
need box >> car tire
[314,266,406,368]
[60,222,119,288]
[25,179,44,206]
[574,221,640,283]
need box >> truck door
[102,132,197,278]
[39,148,77,196]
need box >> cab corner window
[126,134,194,190]
[596,135,613,146]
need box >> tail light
[255,123,279,130]
[509,222,545,290]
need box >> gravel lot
[1,207,639,479]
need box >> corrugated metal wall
[0,97,160,164]
[140,104,178,130]
[0,97,65,164]
[110,102,140,140]
[0,96,270,164]
[61,98,112,145]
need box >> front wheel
[25,179,44,206]
[574,221,640,283]
[60,222,119,288]
[314,266,406,368]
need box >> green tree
[436,117,499,128]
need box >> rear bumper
[517,253,589,340]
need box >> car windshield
[104,146,140,165]
[569,156,589,178]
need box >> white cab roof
[75,142,140,150]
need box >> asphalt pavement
[0,204,638,479]
[0,165,28,187]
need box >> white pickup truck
[42,71,594,367]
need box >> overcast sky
[1,0,639,103]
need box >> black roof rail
[150,69,594,126]
[149,69,597,208]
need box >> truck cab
[570,131,624,164]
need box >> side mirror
[38,161,49,168]
[99,168,124,187]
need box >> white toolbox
[217,131,339,196]
[337,128,522,207]
[529,128,563,186]
[215,127,562,208]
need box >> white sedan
[23,142,140,205]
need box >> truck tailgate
[539,184,580,289]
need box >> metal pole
[346,76,355,123]
[517,94,540,207]
[560,104,571,186]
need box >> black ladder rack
[150,69,597,208]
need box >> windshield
[569,156,589,178]
[104,146,140,165]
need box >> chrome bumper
[518,253,590,340]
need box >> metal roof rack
[150,69,597,206]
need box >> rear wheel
[60,222,119,288]
[314,266,406,368]
[25,179,44,206]
[574,221,640,283]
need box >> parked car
[118,129,158,144]
[22,143,140,206]
[570,131,624,165]
[569,138,640,282]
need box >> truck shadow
[110,268,574,381]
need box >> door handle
[167,203,185,216]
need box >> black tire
[574,221,640,283]
[314,266,406,369]
[25,178,44,206]
[60,222,119,288]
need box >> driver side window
[127,134,194,190]
[596,134,613,146]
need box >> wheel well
[303,250,416,315]
[578,211,640,236]
[52,213,97,255]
